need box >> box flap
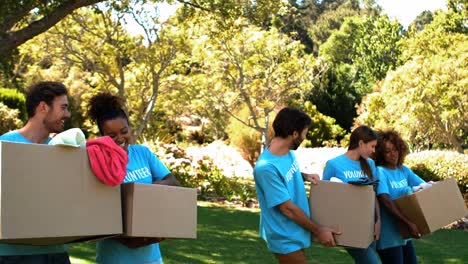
[1,234,117,246]
[412,178,467,232]
[309,181,375,248]
[121,183,135,234]
[394,192,429,238]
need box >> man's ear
[291,130,299,139]
[37,101,49,114]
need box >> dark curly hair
[26,82,68,118]
[87,92,129,135]
[375,130,409,167]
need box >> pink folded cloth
[86,136,128,186]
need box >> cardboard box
[309,180,375,248]
[121,183,197,239]
[395,178,468,238]
[0,141,122,245]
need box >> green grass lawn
[69,202,468,263]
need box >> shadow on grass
[68,203,468,264]
[414,229,468,264]
[68,242,96,263]
[161,204,274,264]
[162,203,353,264]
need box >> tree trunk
[448,133,463,153]
[0,0,104,56]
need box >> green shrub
[139,110,182,143]
[406,150,468,194]
[144,140,257,206]
[225,107,263,167]
[0,88,26,121]
[302,101,346,147]
[0,102,24,134]
[228,126,261,167]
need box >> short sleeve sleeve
[368,159,378,180]
[404,165,425,187]
[255,165,290,208]
[322,161,334,181]
[142,145,171,181]
[376,167,390,195]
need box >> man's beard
[291,138,302,150]
[43,116,64,133]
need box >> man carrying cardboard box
[253,107,340,264]
[0,82,71,264]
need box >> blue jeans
[0,253,70,264]
[346,242,382,264]
[377,240,417,264]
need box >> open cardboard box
[394,178,468,238]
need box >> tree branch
[0,0,105,56]
[175,0,211,12]
[0,4,35,33]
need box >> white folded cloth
[48,128,86,147]
[412,181,436,192]
[330,177,344,183]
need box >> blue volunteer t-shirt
[96,144,170,264]
[253,148,311,254]
[322,154,378,183]
[0,131,66,256]
[376,165,424,250]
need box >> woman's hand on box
[302,173,320,184]
[407,222,421,239]
[374,219,381,241]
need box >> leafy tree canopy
[307,14,402,130]
[357,33,467,152]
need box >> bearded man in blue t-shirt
[0,82,71,264]
[253,107,340,263]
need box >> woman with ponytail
[88,92,179,264]
[322,125,381,264]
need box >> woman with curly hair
[375,130,424,264]
[87,92,179,264]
